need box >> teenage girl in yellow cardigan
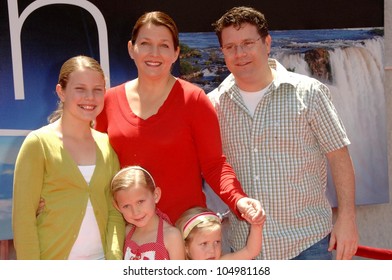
[12,56,125,259]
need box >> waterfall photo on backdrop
[178,28,387,207]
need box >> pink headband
[182,212,221,239]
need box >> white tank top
[68,165,104,260]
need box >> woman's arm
[191,89,247,218]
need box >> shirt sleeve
[308,82,350,153]
[190,89,248,218]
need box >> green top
[12,125,125,259]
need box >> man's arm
[326,146,359,259]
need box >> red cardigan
[96,79,246,222]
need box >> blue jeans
[291,234,332,260]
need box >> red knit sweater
[96,79,246,222]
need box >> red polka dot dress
[123,210,170,260]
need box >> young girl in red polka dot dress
[111,166,185,260]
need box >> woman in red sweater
[95,11,263,224]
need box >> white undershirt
[239,83,271,116]
[68,165,104,260]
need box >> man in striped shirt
[208,6,358,260]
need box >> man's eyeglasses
[221,37,262,56]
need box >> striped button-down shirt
[208,59,350,259]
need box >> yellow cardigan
[12,125,125,259]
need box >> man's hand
[328,214,358,259]
[236,197,266,224]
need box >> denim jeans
[291,234,332,260]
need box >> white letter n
[8,0,110,100]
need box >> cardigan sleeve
[12,133,45,259]
[104,146,125,260]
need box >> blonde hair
[175,206,221,242]
[48,55,106,124]
[111,166,156,195]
